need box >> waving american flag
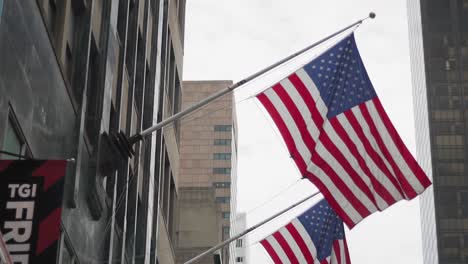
[260,199,350,264]
[256,34,431,228]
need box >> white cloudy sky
[183,1,424,263]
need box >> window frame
[1,107,30,159]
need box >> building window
[47,0,58,36]
[222,212,230,219]
[214,125,232,132]
[213,168,231,174]
[436,135,464,146]
[1,114,28,159]
[84,37,102,150]
[0,0,3,22]
[442,235,460,248]
[438,162,464,176]
[236,257,244,262]
[236,239,243,247]
[214,139,231,145]
[436,147,464,160]
[222,226,230,240]
[214,153,231,160]
[213,182,231,188]
[215,197,230,204]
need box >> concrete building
[230,213,247,264]
[176,81,238,264]
[408,0,468,263]
[0,0,186,263]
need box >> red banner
[0,160,67,264]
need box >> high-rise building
[408,1,468,263]
[176,80,238,264]
[0,0,186,263]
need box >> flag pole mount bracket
[110,131,136,158]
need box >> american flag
[256,34,431,228]
[260,199,350,264]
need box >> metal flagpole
[113,12,375,156]
[184,191,321,264]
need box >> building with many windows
[408,0,468,263]
[0,0,186,263]
[175,81,238,264]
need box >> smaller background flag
[260,199,350,264]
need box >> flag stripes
[260,200,349,264]
[261,222,346,264]
[257,55,430,228]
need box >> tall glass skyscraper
[408,0,468,263]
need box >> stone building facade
[175,81,238,264]
[0,0,186,263]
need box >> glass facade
[408,0,468,263]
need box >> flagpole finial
[369,12,376,19]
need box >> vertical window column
[0,0,3,24]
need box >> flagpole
[118,12,375,152]
[184,191,321,264]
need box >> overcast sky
[183,1,424,263]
